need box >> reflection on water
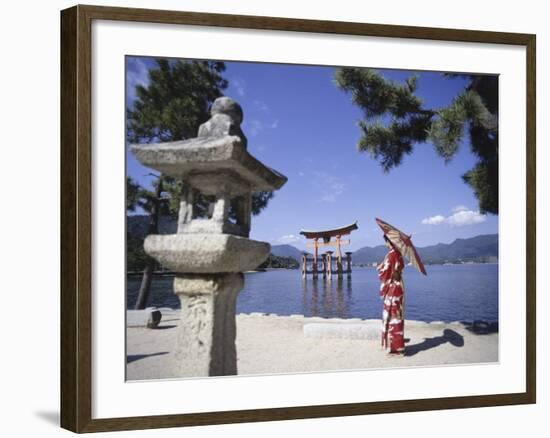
[301,276,353,319]
[127,265,498,322]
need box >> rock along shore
[126,311,498,381]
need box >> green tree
[257,254,299,270]
[127,59,227,143]
[126,176,169,309]
[334,68,498,214]
[126,177,149,273]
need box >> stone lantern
[131,97,287,377]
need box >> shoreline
[127,311,499,381]
[127,262,500,276]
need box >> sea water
[126,264,498,323]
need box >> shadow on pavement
[405,329,464,357]
[127,351,169,364]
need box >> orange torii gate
[299,221,358,279]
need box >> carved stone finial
[198,97,247,148]
[211,97,243,124]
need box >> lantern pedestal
[172,274,243,377]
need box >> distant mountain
[352,234,498,265]
[418,234,498,264]
[127,216,497,265]
[351,245,388,265]
[271,244,308,261]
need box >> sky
[126,56,499,251]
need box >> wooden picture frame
[61,4,536,433]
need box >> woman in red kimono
[377,235,405,355]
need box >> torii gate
[299,221,358,279]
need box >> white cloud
[452,205,469,213]
[232,78,246,96]
[253,99,269,112]
[320,194,337,203]
[314,173,346,203]
[246,119,263,137]
[278,234,301,244]
[422,206,487,227]
[422,215,446,225]
[446,209,487,226]
[271,119,279,129]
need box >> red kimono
[377,247,405,354]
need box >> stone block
[130,136,286,192]
[303,322,381,340]
[144,233,270,273]
[127,309,162,328]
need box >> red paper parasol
[375,217,427,275]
